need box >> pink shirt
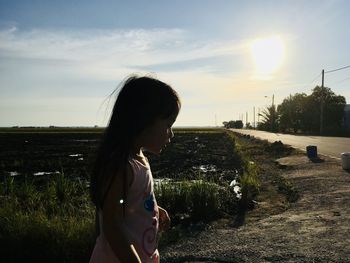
[89,157,160,263]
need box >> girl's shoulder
[128,153,150,169]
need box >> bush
[0,175,95,262]
[0,204,95,263]
[155,179,241,223]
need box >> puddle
[8,171,20,177]
[192,164,217,173]
[69,154,83,157]
[69,154,84,160]
[73,139,97,142]
[33,171,60,177]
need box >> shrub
[155,179,240,223]
[0,204,95,263]
[238,161,260,210]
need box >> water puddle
[8,171,20,177]
[192,164,217,173]
[73,139,97,142]
[33,171,60,177]
[69,154,83,157]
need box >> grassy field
[0,128,289,262]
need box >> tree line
[224,86,348,135]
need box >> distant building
[344,104,350,130]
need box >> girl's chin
[144,143,167,154]
[144,147,163,155]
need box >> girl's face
[139,114,177,154]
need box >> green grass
[0,205,95,262]
[0,129,262,262]
[155,179,240,223]
[0,172,95,262]
[270,172,299,203]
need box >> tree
[223,120,243,129]
[309,86,346,134]
[234,120,244,129]
[245,122,253,129]
[278,86,347,134]
[277,93,307,133]
[257,105,278,132]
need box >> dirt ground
[160,154,350,263]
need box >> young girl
[89,75,181,263]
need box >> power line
[305,65,350,88]
[325,65,350,74]
[321,65,350,87]
[328,76,350,86]
[301,72,322,90]
[309,72,322,85]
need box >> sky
[1,0,350,127]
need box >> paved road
[229,129,350,159]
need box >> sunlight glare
[250,36,285,78]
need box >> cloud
[0,26,247,76]
[0,26,281,126]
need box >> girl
[89,75,181,263]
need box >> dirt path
[160,155,350,262]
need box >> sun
[250,36,285,78]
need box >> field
[0,127,241,182]
[2,128,347,262]
[0,127,267,262]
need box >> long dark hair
[90,75,181,211]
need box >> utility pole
[320,69,324,135]
[253,106,255,129]
[246,112,248,128]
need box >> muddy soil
[160,154,350,262]
[0,131,240,183]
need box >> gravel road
[160,155,350,263]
